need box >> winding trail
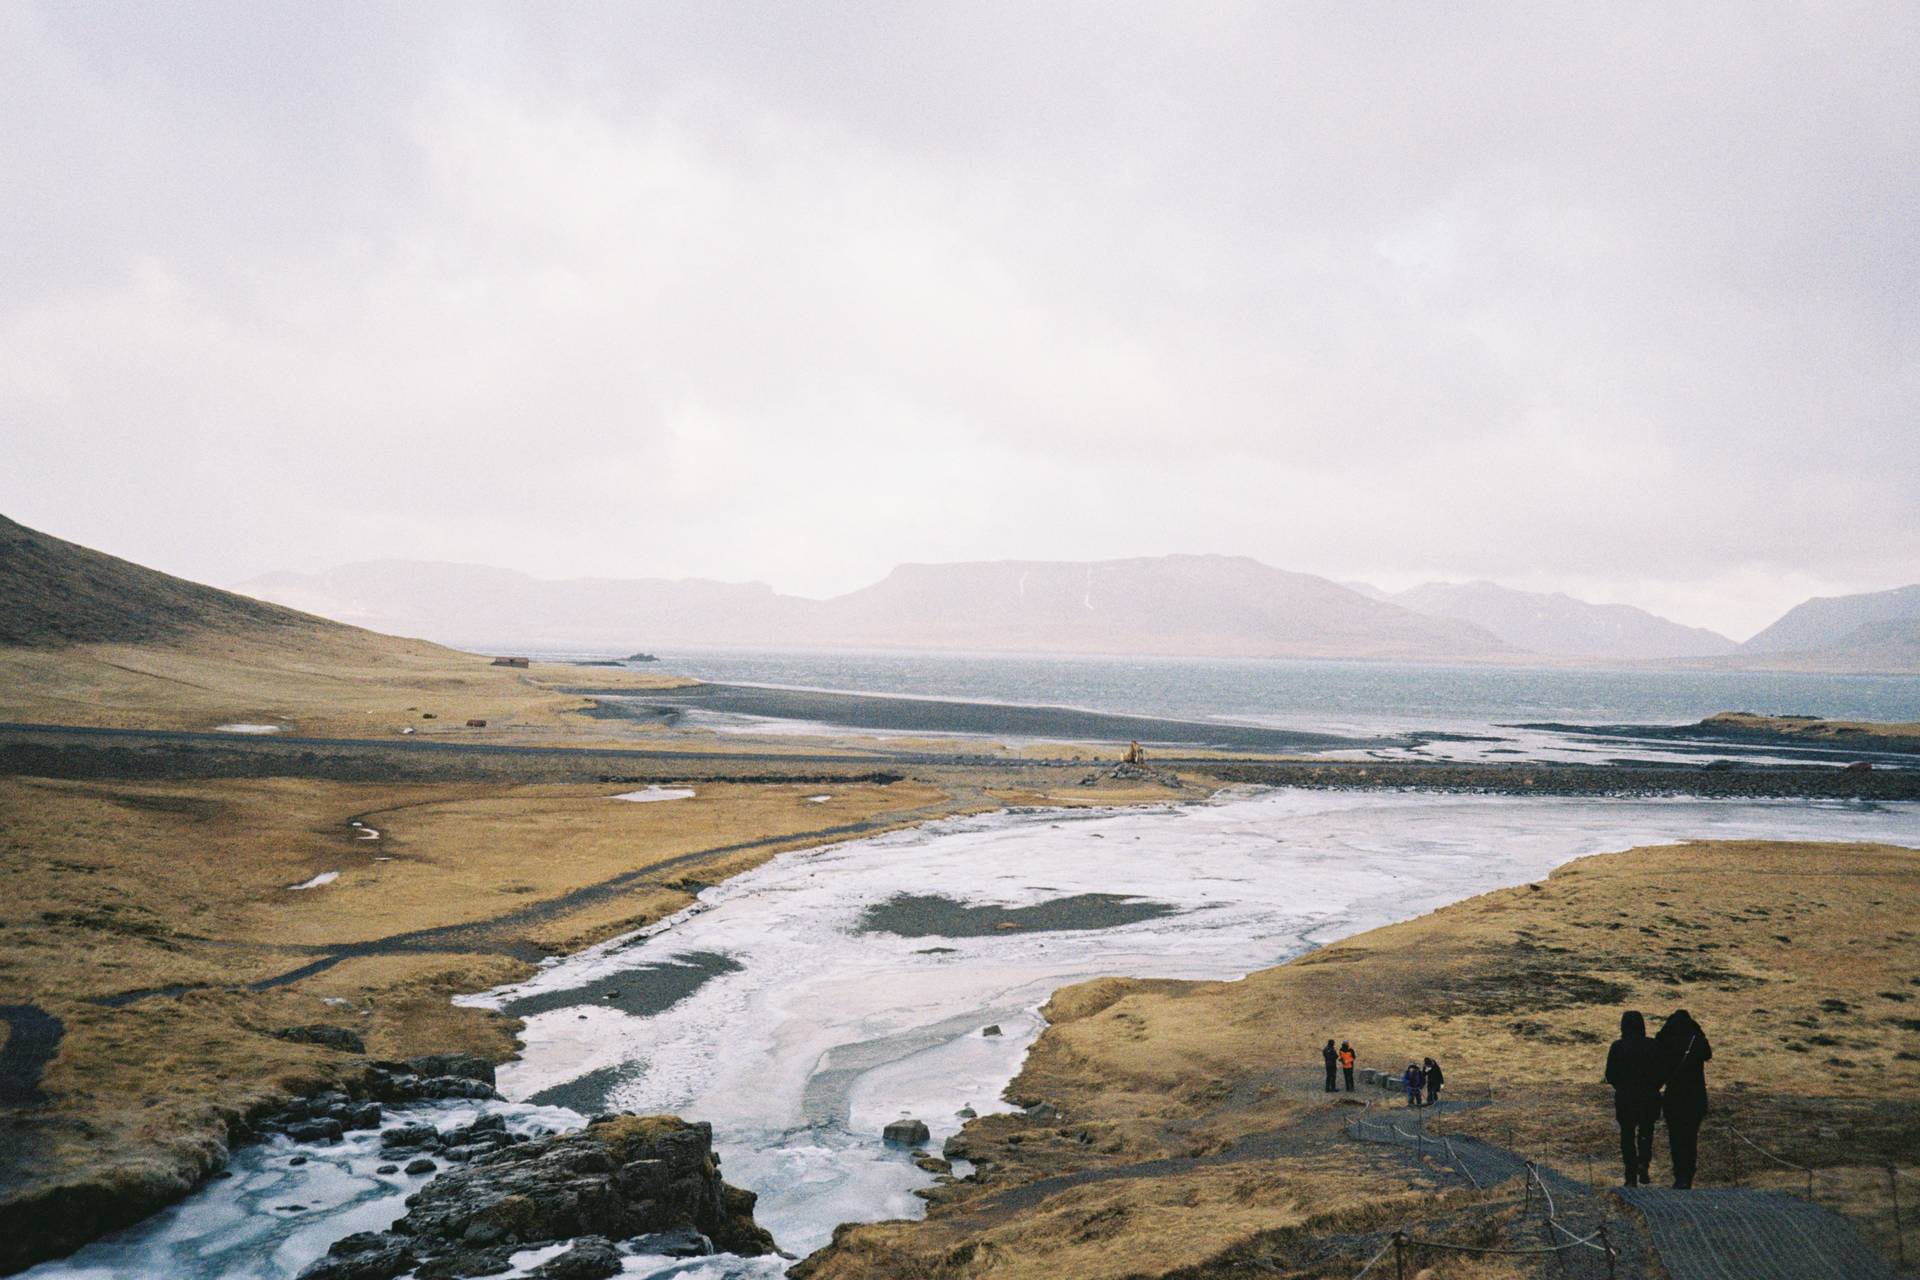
[1350,1104,1896,1279]
[1618,1186,1896,1280]
[92,786,987,1006]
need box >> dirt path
[1619,1186,1896,1280]
[93,785,987,1006]
[1352,1104,1897,1278]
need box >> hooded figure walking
[1323,1039,1339,1092]
[1655,1009,1712,1188]
[1605,1010,1661,1185]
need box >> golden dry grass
[807,1155,1424,1280]
[0,625,689,739]
[0,770,967,1227]
[1705,712,1920,745]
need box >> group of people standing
[1321,1009,1712,1189]
[1323,1039,1356,1091]
[1605,1008,1713,1188]
[1402,1057,1444,1107]
[1321,1040,1445,1107]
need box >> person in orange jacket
[1338,1042,1356,1091]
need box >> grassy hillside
[0,515,683,736]
[0,515,335,647]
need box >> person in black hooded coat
[1655,1008,1713,1188]
[1604,1010,1661,1185]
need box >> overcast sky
[3,3,1915,639]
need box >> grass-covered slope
[0,514,683,736]
[0,515,334,647]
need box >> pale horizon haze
[4,4,1917,641]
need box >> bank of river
[28,788,1920,1279]
[467,788,1920,1261]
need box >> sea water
[530,646,1920,736]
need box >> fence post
[1600,1222,1617,1280]
[1890,1167,1906,1269]
[1394,1230,1406,1280]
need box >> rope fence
[1724,1122,1910,1269]
[1339,1071,1915,1276]
[1345,1114,1621,1277]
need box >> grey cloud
[1,2,1915,639]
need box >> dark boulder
[530,1236,622,1279]
[400,1054,496,1086]
[364,1070,498,1106]
[404,1158,438,1175]
[381,1124,439,1150]
[413,1245,515,1278]
[882,1119,930,1147]
[632,1227,712,1257]
[299,1232,416,1280]
[286,1120,344,1144]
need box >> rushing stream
[28,788,1920,1279]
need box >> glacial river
[28,789,1920,1279]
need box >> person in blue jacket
[1402,1061,1425,1107]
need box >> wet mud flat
[574,681,1392,754]
[856,892,1181,937]
[9,723,1917,804]
[497,951,743,1020]
[1185,758,1920,800]
[0,722,1023,784]
[1516,718,1920,760]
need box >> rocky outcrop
[274,1025,367,1054]
[299,1115,774,1279]
[362,1054,499,1105]
[0,1052,505,1274]
[248,1054,500,1151]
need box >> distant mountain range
[237,556,1517,662]
[1742,584,1920,654]
[234,557,1920,672]
[1388,580,1738,661]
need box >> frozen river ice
[28,788,1920,1279]
[469,788,1920,1259]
